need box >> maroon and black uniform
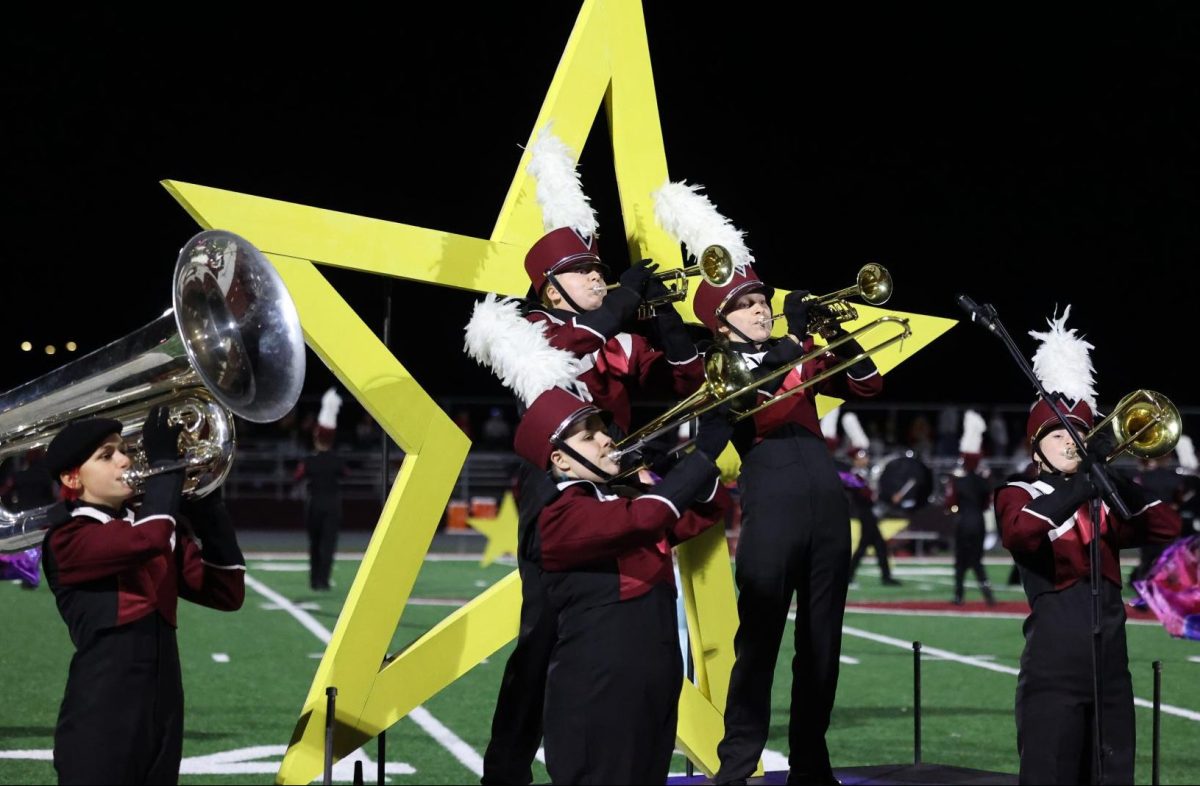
[484,304,703,784]
[533,452,730,784]
[945,470,995,603]
[842,462,895,584]
[41,497,245,785]
[996,474,1180,784]
[716,336,882,784]
[523,307,703,433]
[294,451,347,590]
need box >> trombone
[596,245,735,318]
[1065,390,1181,463]
[609,316,911,462]
[758,263,893,335]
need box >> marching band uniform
[475,131,704,785]
[693,268,883,785]
[294,388,346,591]
[41,417,245,785]
[994,310,1180,784]
[838,412,899,587]
[945,411,995,605]
[513,388,731,784]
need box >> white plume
[652,180,754,274]
[1029,305,1097,413]
[959,409,987,454]
[1177,435,1197,471]
[820,406,841,440]
[527,123,598,236]
[464,294,582,406]
[842,412,870,451]
[317,387,342,430]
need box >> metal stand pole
[913,641,922,766]
[353,759,364,786]
[324,686,338,786]
[378,729,387,786]
[1153,660,1163,786]
[380,283,393,506]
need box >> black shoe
[981,584,997,606]
[881,577,902,586]
[952,594,964,606]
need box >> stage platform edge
[666,762,1016,785]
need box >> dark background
[3,5,1198,417]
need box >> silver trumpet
[0,230,306,552]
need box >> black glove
[654,306,699,362]
[828,334,879,379]
[752,338,806,394]
[783,290,812,338]
[1024,471,1100,525]
[651,451,721,511]
[694,405,735,462]
[618,259,659,298]
[143,405,183,467]
[642,266,673,304]
[181,488,245,566]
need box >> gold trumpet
[597,245,735,318]
[609,316,911,461]
[1064,390,1181,463]
[758,263,893,335]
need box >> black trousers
[55,614,183,785]
[848,507,893,582]
[305,497,341,590]
[482,464,559,785]
[953,517,990,597]
[1016,581,1135,785]
[716,432,850,783]
[543,584,683,785]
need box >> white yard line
[243,573,485,777]
[834,621,1200,723]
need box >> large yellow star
[163,2,954,781]
[467,492,519,567]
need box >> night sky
[3,5,1199,420]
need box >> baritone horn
[0,230,306,553]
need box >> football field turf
[2,555,1197,784]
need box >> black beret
[45,418,124,477]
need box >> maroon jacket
[734,336,883,442]
[996,476,1181,601]
[525,308,704,432]
[43,502,245,650]
[537,473,731,606]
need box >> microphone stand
[957,294,1128,785]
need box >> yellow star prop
[467,492,519,567]
[162,2,954,781]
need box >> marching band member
[512,386,732,784]
[841,411,900,588]
[41,408,245,785]
[945,410,996,606]
[654,180,884,785]
[994,307,1180,784]
[294,387,346,591]
[467,127,703,785]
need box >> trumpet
[756,264,893,334]
[598,245,735,318]
[1063,390,1181,463]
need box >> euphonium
[0,230,306,553]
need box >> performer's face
[550,414,620,481]
[719,291,773,343]
[545,263,606,313]
[62,434,135,508]
[1036,428,1083,474]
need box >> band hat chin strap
[548,403,613,482]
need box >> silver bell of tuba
[0,229,306,552]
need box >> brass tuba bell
[0,230,306,552]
